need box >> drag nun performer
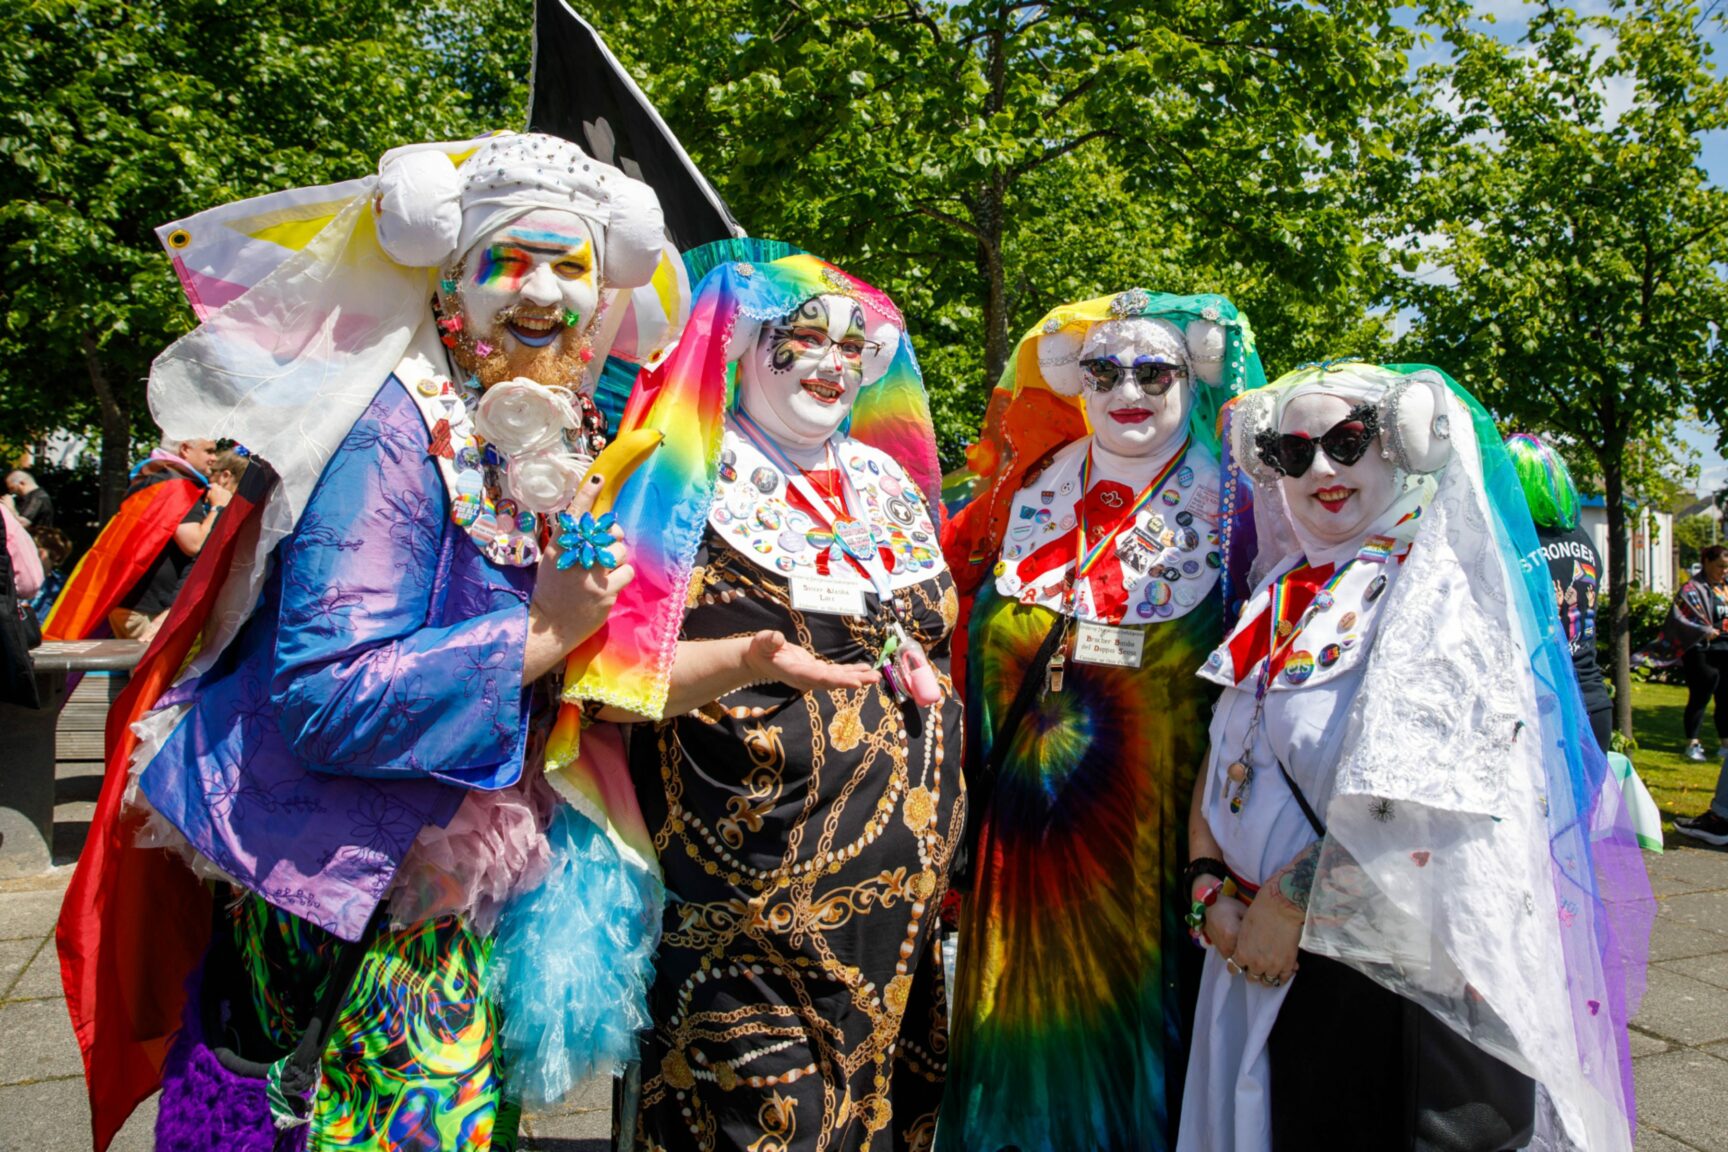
[57,132,694,1151]
[938,290,1262,1152]
[1180,362,1651,1152]
[567,251,963,1151]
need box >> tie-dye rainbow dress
[937,290,1260,1152]
[939,516,1219,1152]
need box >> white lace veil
[1224,362,1646,1152]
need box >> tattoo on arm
[1275,839,1323,913]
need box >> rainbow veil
[549,248,942,758]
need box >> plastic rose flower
[473,378,576,457]
[505,450,587,514]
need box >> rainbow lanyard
[1254,559,1352,700]
[1068,438,1190,599]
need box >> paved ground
[4,843,1727,1150]
[0,862,610,1151]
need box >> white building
[1579,496,1675,594]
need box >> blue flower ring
[555,511,620,570]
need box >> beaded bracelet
[1186,879,1225,943]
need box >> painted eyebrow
[498,228,590,244]
[490,237,591,255]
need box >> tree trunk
[1602,451,1633,741]
[977,7,1012,392]
[81,335,130,521]
[975,187,1009,391]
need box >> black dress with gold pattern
[630,527,965,1152]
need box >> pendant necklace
[1226,559,1352,813]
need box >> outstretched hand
[743,630,880,693]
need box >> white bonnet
[372,132,666,289]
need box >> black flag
[528,0,744,249]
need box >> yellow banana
[587,427,664,516]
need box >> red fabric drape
[56,464,273,1151]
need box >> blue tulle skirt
[486,803,664,1107]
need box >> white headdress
[1227,362,1454,581]
[375,134,665,289]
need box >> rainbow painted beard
[940,581,1221,1152]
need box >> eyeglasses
[1254,403,1381,477]
[769,326,882,365]
[1079,357,1186,396]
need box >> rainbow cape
[43,476,203,642]
[57,460,275,1151]
[548,251,942,790]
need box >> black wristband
[1183,856,1228,893]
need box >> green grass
[1628,679,1723,827]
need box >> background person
[1,497,43,604]
[5,469,54,528]
[39,438,215,641]
[106,461,233,641]
[26,525,70,626]
[1671,545,1728,845]
[0,498,42,706]
[1505,433,1612,752]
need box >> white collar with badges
[992,437,1223,657]
[709,418,945,615]
[1198,514,1421,693]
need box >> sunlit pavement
[4,845,1726,1150]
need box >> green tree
[1675,511,1719,569]
[1397,0,1728,739]
[0,0,533,518]
[582,0,1414,462]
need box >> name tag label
[791,575,866,617]
[1073,620,1146,668]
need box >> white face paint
[1276,392,1398,549]
[737,293,871,451]
[452,207,601,386]
[1078,318,1192,459]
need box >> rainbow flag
[43,477,203,642]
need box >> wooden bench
[0,640,145,876]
